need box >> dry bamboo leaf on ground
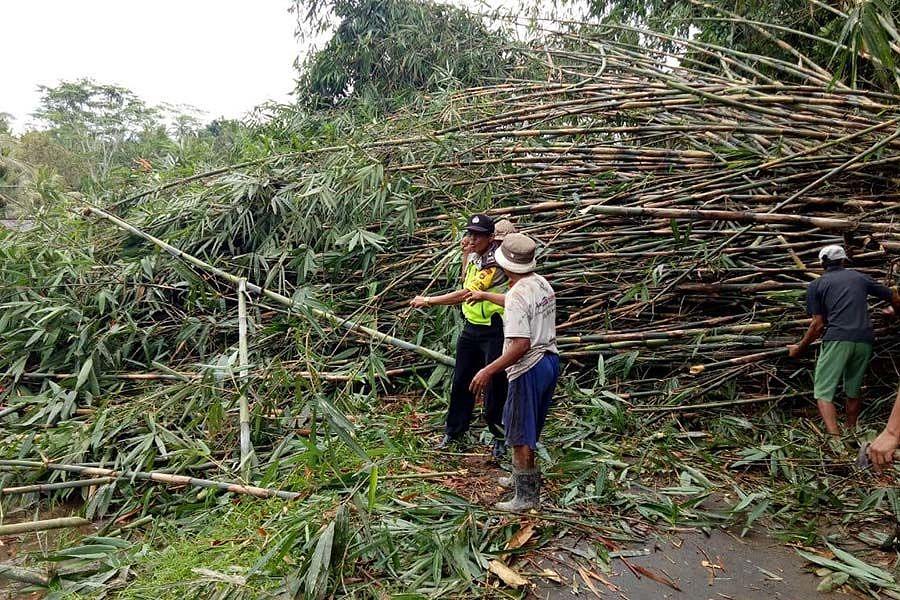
[488,559,529,589]
[505,523,536,551]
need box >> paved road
[533,529,839,599]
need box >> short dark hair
[821,257,846,269]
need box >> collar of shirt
[470,241,500,270]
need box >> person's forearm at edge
[884,391,900,439]
[869,387,900,467]
[470,338,530,396]
[792,314,825,352]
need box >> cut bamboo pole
[16,364,426,383]
[0,460,300,500]
[0,477,114,495]
[237,278,255,478]
[0,564,49,586]
[580,204,897,233]
[690,348,791,375]
[0,517,90,536]
[630,393,802,412]
[79,203,456,367]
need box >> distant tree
[294,0,516,108]
[33,79,159,145]
[31,79,163,185]
[0,112,12,135]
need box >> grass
[4,381,900,598]
[3,8,900,598]
[116,501,287,600]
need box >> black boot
[495,468,540,511]
[437,434,467,450]
[491,438,506,460]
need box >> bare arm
[410,289,468,308]
[470,338,530,397]
[427,289,469,306]
[869,387,900,467]
[788,314,825,357]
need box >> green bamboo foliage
[2,7,900,599]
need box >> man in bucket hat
[788,245,900,435]
[468,233,560,511]
[410,214,509,458]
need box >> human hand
[787,344,803,358]
[883,306,896,318]
[464,289,486,304]
[469,368,491,400]
[868,430,900,469]
[410,296,430,309]
[461,237,473,254]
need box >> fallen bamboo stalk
[379,469,469,481]
[0,477,115,495]
[0,564,49,586]
[0,401,33,419]
[0,517,90,536]
[557,322,776,344]
[107,514,153,537]
[15,364,427,383]
[79,203,456,367]
[0,460,300,500]
[689,347,790,374]
[581,203,898,233]
[630,393,802,412]
[237,278,255,477]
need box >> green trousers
[813,341,873,402]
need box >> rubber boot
[491,438,507,460]
[495,468,540,511]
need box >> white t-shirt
[503,273,558,381]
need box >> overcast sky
[2,1,301,132]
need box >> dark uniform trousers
[446,314,507,439]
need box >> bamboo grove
[2,10,900,600]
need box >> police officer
[410,214,508,457]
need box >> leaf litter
[2,7,900,600]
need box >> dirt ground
[0,500,98,599]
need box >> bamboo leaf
[75,355,93,391]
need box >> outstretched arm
[788,314,825,357]
[410,289,468,308]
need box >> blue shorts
[503,353,561,449]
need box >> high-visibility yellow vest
[461,244,506,325]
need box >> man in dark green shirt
[789,245,900,434]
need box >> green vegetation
[2,1,900,598]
